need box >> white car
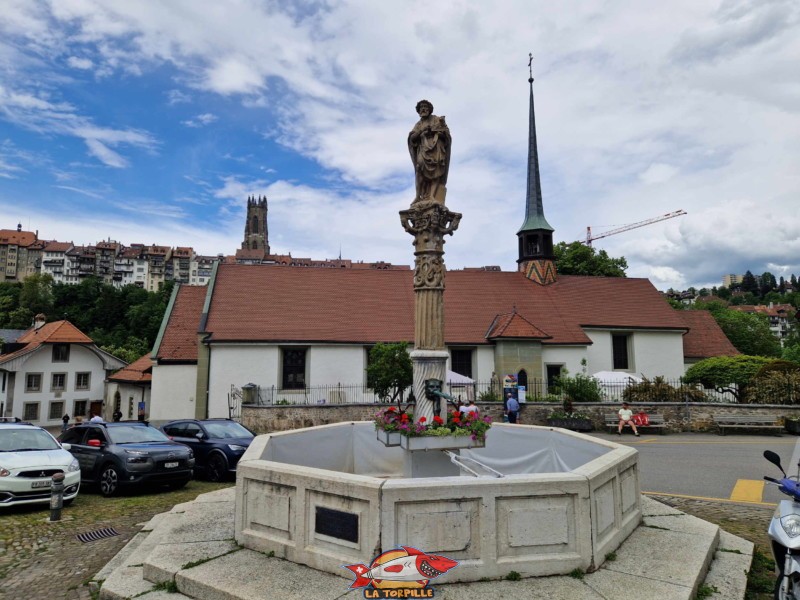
[0,420,81,507]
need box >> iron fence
[231,378,800,406]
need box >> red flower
[451,410,459,417]
[453,417,461,424]
[387,406,396,412]
[433,416,444,425]
[419,417,427,424]
[401,413,409,421]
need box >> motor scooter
[764,450,800,599]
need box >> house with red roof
[148,76,738,421]
[106,353,153,422]
[0,315,127,426]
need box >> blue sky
[1,0,799,290]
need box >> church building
[148,77,737,421]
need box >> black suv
[59,422,194,496]
[161,419,254,482]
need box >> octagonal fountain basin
[234,422,640,583]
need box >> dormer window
[52,344,70,362]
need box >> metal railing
[232,378,800,406]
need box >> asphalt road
[591,431,800,505]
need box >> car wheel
[206,453,228,482]
[99,464,120,497]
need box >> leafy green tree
[783,345,800,364]
[760,272,777,297]
[553,242,627,277]
[716,286,732,300]
[683,355,776,402]
[712,309,781,357]
[740,271,758,295]
[18,273,54,317]
[5,307,33,329]
[366,342,413,404]
[792,274,798,288]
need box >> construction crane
[583,210,687,247]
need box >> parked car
[161,419,254,482]
[0,420,81,507]
[59,421,194,496]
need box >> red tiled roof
[0,230,36,246]
[677,310,740,359]
[486,312,551,339]
[44,241,73,252]
[201,265,685,346]
[730,304,797,317]
[109,353,153,383]
[154,286,207,362]
[0,321,93,363]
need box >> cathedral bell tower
[242,195,270,253]
[517,55,556,285]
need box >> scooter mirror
[764,450,786,475]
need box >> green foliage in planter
[622,376,708,403]
[557,374,602,403]
[478,390,501,402]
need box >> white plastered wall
[585,330,684,378]
[150,364,197,422]
[308,346,368,386]
[541,346,588,378]
[208,346,279,418]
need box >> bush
[684,355,777,402]
[478,390,501,402]
[558,374,603,403]
[622,376,708,403]
[746,371,800,405]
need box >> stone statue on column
[400,100,461,423]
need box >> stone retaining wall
[242,402,800,434]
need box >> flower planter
[400,435,485,451]
[376,429,403,447]
[547,418,594,432]
[786,419,800,435]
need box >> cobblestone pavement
[0,481,232,600]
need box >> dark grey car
[59,422,194,496]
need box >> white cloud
[639,163,678,185]
[181,112,218,128]
[66,56,93,70]
[166,89,191,105]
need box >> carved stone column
[400,200,461,422]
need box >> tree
[553,241,627,277]
[740,271,758,295]
[683,355,775,402]
[716,286,732,300]
[18,273,54,317]
[712,309,782,357]
[760,271,776,297]
[366,342,413,404]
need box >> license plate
[31,480,52,489]
[164,462,179,469]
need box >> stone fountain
[234,100,642,584]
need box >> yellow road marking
[730,479,765,503]
[644,490,776,507]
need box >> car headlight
[126,449,151,464]
[0,467,9,477]
[68,458,80,472]
[227,445,247,452]
[781,514,800,538]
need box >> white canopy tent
[591,371,643,402]
[447,370,475,401]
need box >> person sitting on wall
[618,402,639,436]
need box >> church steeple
[517,54,556,285]
[242,195,270,253]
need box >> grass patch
[695,583,718,599]
[505,571,521,581]
[182,547,242,570]
[746,546,776,597]
[569,568,584,580]
[605,551,617,562]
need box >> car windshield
[203,421,253,439]
[0,428,60,452]
[106,425,171,444]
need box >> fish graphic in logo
[344,546,458,595]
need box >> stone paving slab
[93,531,148,582]
[704,530,754,600]
[144,540,239,584]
